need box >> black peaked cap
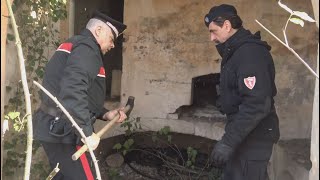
[91,10,127,39]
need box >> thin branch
[130,148,184,180]
[33,81,102,180]
[255,19,319,79]
[143,132,187,166]
[5,0,34,179]
[283,14,293,46]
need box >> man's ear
[95,26,102,37]
[224,20,232,32]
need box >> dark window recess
[176,73,224,120]
[191,73,220,107]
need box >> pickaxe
[72,96,135,161]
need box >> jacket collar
[216,27,251,57]
[80,29,103,56]
[216,27,253,66]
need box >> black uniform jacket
[34,29,108,144]
[217,28,280,149]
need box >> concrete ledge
[94,117,225,141]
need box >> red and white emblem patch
[97,67,106,78]
[244,76,256,90]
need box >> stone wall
[121,0,318,140]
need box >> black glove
[210,141,234,167]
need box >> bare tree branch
[255,19,319,79]
[33,81,102,180]
[5,0,33,179]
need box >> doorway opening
[74,0,125,101]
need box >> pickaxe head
[125,96,135,117]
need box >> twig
[33,81,102,180]
[142,132,186,166]
[255,19,319,79]
[5,0,33,179]
[195,159,211,179]
[163,162,208,176]
[126,162,162,180]
[130,148,184,180]
[283,14,292,46]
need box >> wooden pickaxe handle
[72,96,135,161]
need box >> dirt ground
[95,132,222,180]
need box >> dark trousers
[41,141,94,180]
[222,141,274,180]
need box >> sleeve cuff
[96,107,109,120]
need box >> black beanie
[204,4,237,27]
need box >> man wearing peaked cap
[203,4,279,180]
[33,10,127,179]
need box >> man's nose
[210,34,217,42]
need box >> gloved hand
[210,141,234,167]
[102,107,127,123]
[82,133,100,151]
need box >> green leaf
[290,17,304,27]
[13,123,21,132]
[293,11,316,22]
[112,143,122,150]
[159,126,170,135]
[7,111,20,120]
[123,138,134,149]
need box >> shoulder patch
[97,67,106,78]
[244,76,256,90]
[56,43,73,53]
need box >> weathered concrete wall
[121,0,318,140]
[122,0,220,119]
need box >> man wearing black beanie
[204,4,280,180]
